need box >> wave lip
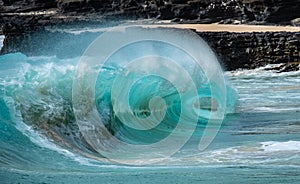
[73,26,229,165]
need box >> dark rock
[265,0,300,24]
[242,6,255,21]
[1,0,22,6]
[158,5,175,19]
[277,62,300,73]
[170,0,188,4]
[1,0,300,72]
[292,18,300,26]
[57,0,88,13]
[170,17,181,22]
[33,0,57,9]
[173,4,198,19]
[197,31,300,71]
[2,25,299,72]
[1,0,300,26]
[0,0,57,12]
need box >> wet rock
[263,62,300,73]
[277,62,300,73]
[158,5,175,19]
[57,0,89,13]
[242,5,255,21]
[1,0,300,72]
[265,0,300,24]
[197,31,300,71]
[173,4,198,20]
[292,18,300,26]
[2,26,299,72]
[1,0,300,26]
[0,0,57,12]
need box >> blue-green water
[1,35,300,183]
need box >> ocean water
[0,30,300,183]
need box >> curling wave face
[0,50,237,169]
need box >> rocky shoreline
[0,0,299,71]
[1,25,299,72]
[1,0,300,25]
[198,31,300,71]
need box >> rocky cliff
[1,0,300,26]
[1,26,299,71]
[198,31,300,71]
[0,0,299,71]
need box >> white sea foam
[0,35,4,50]
[172,141,300,166]
[262,141,300,152]
[226,64,300,113]
[225,64,300,78]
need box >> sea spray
[0,27,237,166]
